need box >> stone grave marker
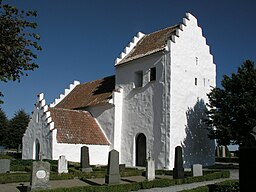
[192,164,203,177]
[58,155,68,174]
[105,149,120,184]
[173,146,184,179]
[240,126,256,192]
[146,152,155,181]
[29,160,51,191]
[81,146,92,172]
[0,159,10,173]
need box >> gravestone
[0,159,10,173]
[81,146,92,172]
[240,126,256,192]
[58,155,68,174]
[192,164,203,177]
[29,161,51,191]
[146,152,155,181]
[105,149,120,184]
[119,164,125,172]
[173,146,184,179]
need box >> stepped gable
[54,75,115,110]
[48,108,109,145]
[116,24,180,65]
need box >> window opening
[134,71,143,88]
[150,67,156,81]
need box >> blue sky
[1,0,256,118]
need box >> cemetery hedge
[38,170,230,192]
[178,180,239,192]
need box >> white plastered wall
[115,53,169,169]
[51,128,110,165]
[22,94,52,160]
[168,13,216,169]
[86,104,115,150]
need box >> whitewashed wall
[168,13,216,169]
[86,104,115,149]
[115,53,168,168]
[51,128,110,165]
[22,94,52,160]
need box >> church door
[136,133,146,166]
[35,139,40,161]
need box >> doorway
[136,133,146,166]
[35,139,40,161]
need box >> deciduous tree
[0,0,41,103]
[206,60,256,147]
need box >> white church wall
[86,104,115,149]
[115,53,168,168]
[52,129,109,165]
[22,94,52,160]
[168,13,216,168]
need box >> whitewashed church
[22,13,216,169]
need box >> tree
[6,109,30,150]
[206,60,256,147]
[0,108,9,146]
[0,0,42,103]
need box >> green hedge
[0,173,30,184]
[40,171,230,192]
[178,180,239,192]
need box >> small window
[195,57,198,65]
[36,113,39,123]
[134,71,143,88]
[150,67,156,81]
[195,78,197,86]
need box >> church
[22,13,216,169]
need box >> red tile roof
[55,75,115,110]
[49,108,109,145]
[117,25,180,65]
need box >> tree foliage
[6,109,30,149]
[0,108,9,146]
[206,60,256,146]
[0,0,41,102]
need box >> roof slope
[49,108,109,145]
[117,24,180,65]
[55,75,115,110]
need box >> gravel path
[138,169,239,192]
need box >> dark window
[195,78,197,86]
[150,67,156,81]
[134,71,143,88]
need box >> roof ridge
[79,75,115,86]
[145,24,180,37]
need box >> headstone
[192,164,203,177]
[173,146,184,179]
[105,149,120,184]
[216,146,220,157]
[29,161,51,191]
[81,146,92,172]
[0,159,10,173]
[240,126,256,192]
[146,152,155,181]
[58,155,68,174]
[221,146,226,157]
[119,164,125,172]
